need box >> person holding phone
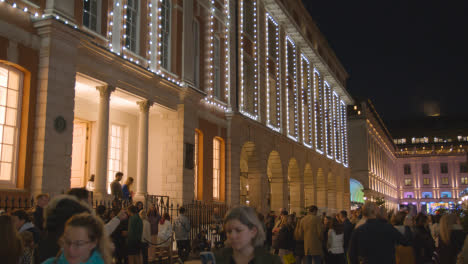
[214,206,281,264]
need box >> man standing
[348,202,408,264]
[32,193,49,231]
[111,172,124,200]
[301,206,323,264]
[338,210,353,254]
[174,207,191,261]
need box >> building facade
[0,0,352,214]
[348,99,398,211]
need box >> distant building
[349,99,468,213]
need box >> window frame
[124,0,141,54]
[422,163,430,174]
[107,124,124,194]
[192,19,200,88]
[213,35,221,99]
[82,0,102,33]
[404,164,411,175]
[404,178,412,186]
[441,176,449,185]
[213,137,222,200]
[160,0,172,71]
[423,178,430,185]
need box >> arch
[327,172,337,211]
[288,158,302,214]
[304,163,314,208]
[316,168,326,209]
[350,178,365,204]
[240,142,266,210]
[267,150,284,213]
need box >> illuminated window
[194,130,203,200]
[108,124,123,194]
[83,0,100,33]
[441,177,449,185]
[404,164,411,175]
[440,163,448,174]
[0,65,23,187]
[422,163,429,174]
[394,138,406,144]
[213,36,221,98]
[441,191,451,198]
[160,0,171,70]
[461,177,468,185]
[213,138,222,200]
[266,14,280,129]
[460,162,468,173]
[422,192,432,198]
[314,70,323,152]
[300,55,313,147]
[411,137,428,144]
[124,0,140,53]
[404,178,412,186]
[324,82,333,157]
[423,178,430,185]
[286,37,298,140]
[458,136,468,142]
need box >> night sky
[303,0,468,123]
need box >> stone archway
[316,168,327,210]
[327,172,337,211]
[288,158,302,214]
[240,142,265,210]
[304,163,314,208]
[267,151,284,213]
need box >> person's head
[125,177,134,186]
[179,207,186,215]
[331,218,344,234]
[339,210,348,222]
[361,202,378,219]
[223,206,266,251]
[45,195,92,235]
[36,193,50,208]
[67,188,89,202]
[415,213,428,227]
[89,174,95,182]
[440,214,460,244]
[390,211,407,226]
[309,205,318,215]
[96,205,107,217]
[127,205,138,216]
[0,215,23,263]
[135,201,144,212]
[11,209,30,230]
[60,213,112,264]
[115,172,123,181]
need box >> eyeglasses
[59,238,92,249]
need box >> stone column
[135,100,152,202]
[93,85,115,200]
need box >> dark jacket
[342,218,353,250]
[33,206,44,231]
[437,228,465,264]
[127,214,143,249]
[111,180,123,199]
[348,218,408,264]
[412,225,435,264]
[214,247,282,264]
[277,225,295,250]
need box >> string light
[333,92,341,163]
[341,100,349,167]
[223,0,230,102]
[324,81,333,159]
[314,69,324,154]
[266,13,281,132]
[285,36,298,142]
[301,54,313,148]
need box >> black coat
[437,229,466,264]
[277,225,295,250]
[348,219,408,264]
[412,225,435,264]
[342,218,353,250]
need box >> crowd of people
[2,171,468,264]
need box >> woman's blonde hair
[64,213,113,264]
[223,206,266,247]
[125,177,134,186]
[439,214,459,244]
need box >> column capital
[96,85,116,98]
[137,100,154,112]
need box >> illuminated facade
[348,100,398,211]
[0,0,352,213]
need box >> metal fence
[0,193,230,244]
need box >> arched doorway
[288,158,302,214]
[304,163,314,208]
[240,142,264,210]
[316,168,327,210]
[267,151,284,213]
[350,178,364,209]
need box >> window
[422,163,429,174]
[404,164,411,175]
[83,0,100,33]
[243,0,255,39]
[160,0,171,70]
[441,177,449,185]
[314,70,323,152]
[108,124,123,194]
[0,65,22,187]
[458,136,468,142]
[422,192,432,198]
[193,19,200,87]
[461,162,468,173]
[404,178,412,186]
[194,129,203,200]
[124,0,139,53]
[394,138,406,144]
[404,192,414,198]
[412,137,428,144]
[213,138,222,199]
[423,178,430,185]
[441,191,451,198]
[286,37,298,140]
[440,163,448,174]
[213,36,221,98]
[461,177,468,185]
[266,14,280,128]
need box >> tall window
[193,20,200,87]
[341,101,348,166]
[213,138,221,199]
[404,178,412,186]
[214,36,221,98]
[194,130,202,199]
[441,177,449,185]
[314,70,323,152]
[324,82,333,157]
[0,65,22,187]
[422,163,429,174]
[460,162,468,173]
[423,178,430,185]
[404,164,411,174]
[83,0,100,32]
[285,37,298,140]
[333,93,340,161]
[440,163,448,174]
[301,55,313,147]
[461,177,468,185]
[108,124,123,193]
[266,14,280,129]
[125,0,139,53]
[160,0,171,70]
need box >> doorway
[70,120,90,188]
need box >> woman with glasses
[42,213,113,264]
